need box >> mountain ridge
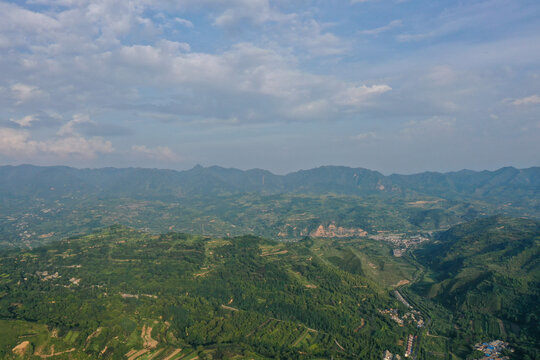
[1,164,538,200]
[1,164,538,249]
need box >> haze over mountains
[1,164,538,250]
[2,164,539,203]
[2,0,539,358]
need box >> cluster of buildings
[381,333,417,359]
[379,307,424,328]
[379,307,423,329]
[310,224,367,238]
[379,308,404,325]
[403,310,424,328]
[405,334,416,357]
[474,340,513,359]
[369,232,429,256]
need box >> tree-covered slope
[0,226,413,359]
[413,216,540,352]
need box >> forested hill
[0,226,407,359]
[1,164,539,203]
[412,216,540,352]
[416,216,540,284]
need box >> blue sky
[0,0,539,174]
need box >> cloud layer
[0,0,539,173]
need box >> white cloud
[0,1,386,129]
[304,32,347,56]
[174,17,194,28]
[289,20,350,56]
[212,0,295,27]
[0,0,534,171]
[0,128,38,156]
[334,85,392,106]
[110,41,389,120]
[57,114,93,136]
[358,20,402,35]
[0,127,113,158]
[287,100,330,118]
[11,83,44,105]
[158,39,191,53]
[512,94,540,105]
[10,115,38,127]
[132,145,181,161]
[0,110,114,159]
[425,65,456,85]
[0,2,60,33]
[44,136,114,158]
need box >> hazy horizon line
[2,162,538,178]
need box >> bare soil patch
[12,341,30,356]
[84,327,102,350]
[393,280,410,287]
[193,270,212,277]
[407,200,441,207]
[35,345,76,358]
[261,250,288,257]
[141,325,158,349]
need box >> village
[378,308,424,328]
[380,286,425,359]
[474,340,513,360]
[369,232,430,257]
[382,333,417,359]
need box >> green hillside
[1,165,539,359]
[412,216,540,358]
[0,218,538,359]
[0,226,415,359]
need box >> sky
[0,0,539,174]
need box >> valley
[0,165,538,359]
[2,0,539,357]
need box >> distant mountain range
[1,164,539,204]
[1,164,538,248]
